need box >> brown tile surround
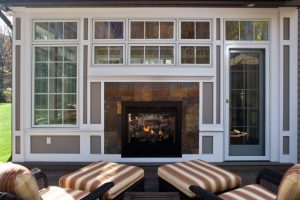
[104,82,199,154]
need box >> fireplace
[121,101,182,157]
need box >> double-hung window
[33,20,78,126]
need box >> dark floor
[23,162,292,192]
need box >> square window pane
[196,46,210,64]
[196,22,210,39]
[94,46,108,64]
[49,22,63,39]
[160,46,174,64]
[49,47,63,61]
[49,110,63,124]
[95,22,109,39]
[49,94,62,109]
[130,46,144,64]
[34,110,48,125]
[64,110,77,125]
[64,78,77,93]
[49,78,62,93]
[35,95,48,109]
[64,22,77,39]
[255,21,268,41]
[35,63,48,77]
[160,22,174,39]
[35,79,48,93]
[240,21,254,41]
[110,22,124,39]
[64,94,77,109]
[109,46,123,64]
[181,22,194,39]
[49,63,63,77]
[145,46,159,64]
[35,22,49,40]
[181,46,195,64]
[64,63,77,77]
[35,47,48,62]
[64,46,77,61]
[131,22,144,39]
[226,21,239,40]
[145,22,159,39]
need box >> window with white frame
[33,20,78,126]
[92,19,212,66]
[225,20,269,41]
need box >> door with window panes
[228,49,265,156]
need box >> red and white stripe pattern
[59,161,144,199]
[219,184,276,200]
[158,160,241,198]
[40,186,89,200]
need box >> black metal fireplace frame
[121,101,182,157]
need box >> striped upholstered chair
[0,162,113,200]
[189,164,300,200]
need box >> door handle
[226,99,230,104]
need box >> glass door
[228,49,265,156]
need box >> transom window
[34,21,78,40]
[130,20,175,39]
[94,20,124,40]
[94,45,124,65]
[180,20,211,40]
[180,45,210,65]
[225,20,269,41]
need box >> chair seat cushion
[157,160,241,198]
[277,164,300,200]
[219,184,276,200]
[59,161,144,199]
[40,186,88,200]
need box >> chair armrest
[30,168,49,188]
[80,182,114,200]
[189,185,223,200]
[0,192,22,200]
[255,168,284,194]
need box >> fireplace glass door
[122,101,181,157]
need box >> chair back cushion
[277,164,300,200]
[0,163,41,200]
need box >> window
[34,46,77,126]
[94,20,124,40]
[130,45,174,65]
[225,20,269,41]
[34,21,78,40]
[33,20,78,126]
[180,45,210,65]
[180,20,210,40]
[130,20,175,39]
[94,45,124,65]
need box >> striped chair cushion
[0,163,41,200]
[59,161,144,199]
[157,160,241,198]
[40,186,88,200]
[277,164,300,200]
[219,184,276,200]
